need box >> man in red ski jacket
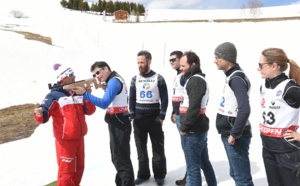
[34,63,96,186]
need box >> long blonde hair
[262,48,300,85]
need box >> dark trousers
[133,115,167,180]
[105,114,135,186]
[263,148,300,186]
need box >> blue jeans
[182,131,217,186]
[221,134,254,186]
[175,114,184,149]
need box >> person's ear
[272,63,279,69]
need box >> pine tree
[60,0,68,8]
[137,4,145,14]
[59,0,145,16]
[106,0,114,13]
[136,11,140,22]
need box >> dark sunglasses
[169,58,176,63]
[92,67,104,78]
[258,62,272,69]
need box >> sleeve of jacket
[33,93,55,124]
[158,74,168,120]
[229,77,251,138]
[284,82,300,108]
[84,99,96,115]
[83,78,120,109]
[129,76,137,119]
[180,76,206,132]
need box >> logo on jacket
[269,100,280,109]
[261,98,265,107]
[107,108,114,113]
[60,157,74,163]
[143,83,151,90]
[276,90,282,96]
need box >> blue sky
[87,0,300,10]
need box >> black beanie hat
[214,42,237,64]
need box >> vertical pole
[163,41,166,66]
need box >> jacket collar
[265,73,288,89]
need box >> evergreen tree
[106,0,114,13]
[136,11,140,22]
[124,2,130,13]
[137,3,145,14]
[114,1,120,11]
[68,0,79,10]
[98,0,103,12]
[79,0,90,11]
[130,3,137,15]
[68,0,73,9]
[60,0,68,8]
[90,3,98,12]
[102,0,107,13]
[59,0,145,16]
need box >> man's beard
[139,63,149,74]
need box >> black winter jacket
[180,64,209,133]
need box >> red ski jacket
[34,88,96,140]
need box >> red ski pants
[55,138,85,186]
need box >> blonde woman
[258,48,300,186]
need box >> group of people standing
[168,43,300,186]
[33,42,300,186]
[169,44,252,186]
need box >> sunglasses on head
[169,58,176,63]
[92,67,104,78]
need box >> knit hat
[53,63,74,83]
[214,42,237,64]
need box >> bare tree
[240,4,248,18]
[240,0,263,18]
[10,10,27,18]
[248,0,263,18]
